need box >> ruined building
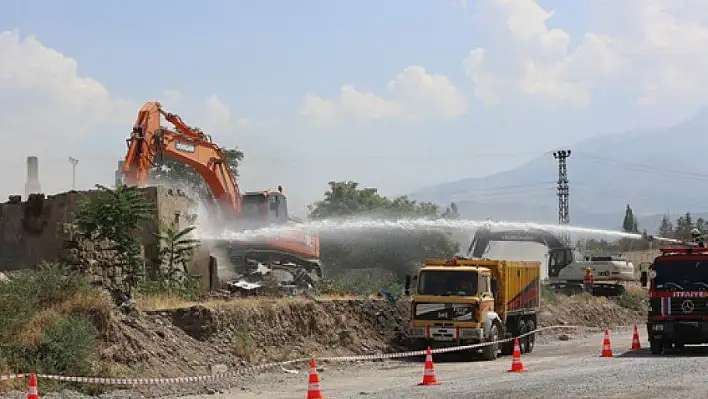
[0,186,216,292]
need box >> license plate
[431,328,455,341]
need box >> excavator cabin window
[267,193,288,224]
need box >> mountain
[410,108,708,232]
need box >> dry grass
[135,293,381,311]
[58,291,112,314]
[17,309,63,348]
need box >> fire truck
[640,247,708,354]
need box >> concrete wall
[0,186,213,289]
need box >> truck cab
[641,247,708,354]
[404,257,540,361]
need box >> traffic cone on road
[26,374,39,399]
[507,338,527,372]
[306,357,325,399]
[600,329,613,357]
[631,324,641,350]
[418,346,441,386]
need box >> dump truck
[403,257,541,360]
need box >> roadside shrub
[615,287,648,311]
[0,263,106,377]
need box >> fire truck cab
[641,247,708,355]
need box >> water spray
[197,217,683,244]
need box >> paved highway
[180,327,708,399]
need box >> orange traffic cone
[631,324,641,350]
[507,338,527,372]
[418,347,441,386]
[306,357,325,399]
[601,329,613,357]
[26,374,39,399]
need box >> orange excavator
[120,101,323,283]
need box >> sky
[2,0,708,217]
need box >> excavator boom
[122,102,241,214]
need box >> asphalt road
[180,327,708,399]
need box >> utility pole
[68,157,78,190]
[553,150,571,243]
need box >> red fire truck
[640,247,708,354]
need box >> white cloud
[465,0,708,108]
[0,29,250,200]
[301,65,467,127]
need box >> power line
[574,151,708,181]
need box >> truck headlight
[652,324,663,331]
[460,328,480,339]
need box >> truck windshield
[417,270,478,296]
[654,259,708,291]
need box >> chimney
[115,160,125,187]
[25,156,42,198]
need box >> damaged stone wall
[0,186,213,291]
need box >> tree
[149,126,244,198]
[153,223,200,288]
[657,215,674,238]
[674,212,694,240]
[308,181,460,281]
[622,204,639,233]
[74,184,154,296]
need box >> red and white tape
[0,325,603,386]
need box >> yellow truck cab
[404,257,541,360]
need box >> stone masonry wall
[0,186,212,291]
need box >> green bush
[615,289,648,311]
[137,277,201,301]
[317,268,403,296]
[540,283,560,304]
[0,263,102,377]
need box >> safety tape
[0,324,623,385]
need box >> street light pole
[68,157,79,190]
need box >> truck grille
[651,297,708,317]
[414,303,477,322]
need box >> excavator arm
[121,102,241,214]
[467,227,570,258]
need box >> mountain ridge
[410,108,708,231]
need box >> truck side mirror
[490,277,498,294]
[404,275,411,296]
[640,271,648,287]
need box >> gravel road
[179,327,708,399]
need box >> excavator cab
[547,248,574,277]
[241,186,289,227]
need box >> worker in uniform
[583,267,594,294]
[691,228,705,248]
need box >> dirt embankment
[99,292,646,378]
[99,298,408,379]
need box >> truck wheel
[525,319,536,353]
[517,321,527,353]
[482,325,499,361]
[650,339,663,355]
[501,339,514,356]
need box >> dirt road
[179,327,708,399]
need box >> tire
[525,319,536,353]
[517,321,527,353]
[650,339,663,355]
[482,324,499,361]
